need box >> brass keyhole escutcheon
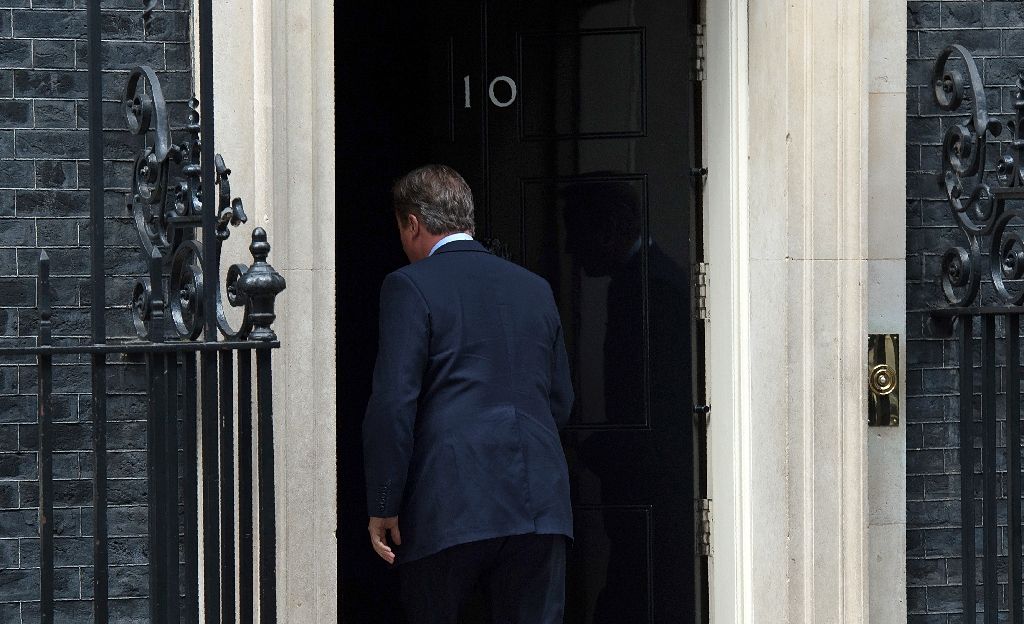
[870,364,897,396]
[868,334,900,427]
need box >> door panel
[339,2,702,621]
[519,29,646,139]
[482,3,697,621]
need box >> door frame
[214,0,749,619]
[702,0,876,621]
[209,0,340,620]
[229,0,765,619]
[702,1,750,622]
[189,0,882,618]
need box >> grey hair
[392,164,476,236]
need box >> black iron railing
[930,308,1020,621]
[0,1,285,622]
[930,44,1024,622]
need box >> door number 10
[464,75,518,108]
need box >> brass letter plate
[868,334,900,427]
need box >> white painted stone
[212,0,338,621]
[869,0,908,94]
[865,1,907,622]
[867,424,906,526]
[275,267,337,622]
[868,92,907,261]
[867,259,907,334]
[212,0,259,283]
[703,0,752,620]
[868,523,908,622]
[747,258,790,616]
[708,0,874,620]
[746,0,788,264]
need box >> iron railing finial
[237,228,286,342]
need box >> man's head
[392,164,475,262]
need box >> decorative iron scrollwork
[125,66,284,341]
[933,45,1024,307]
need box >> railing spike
[38,251,51,342]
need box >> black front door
[339,2,705,622]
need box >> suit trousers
[400,533,567,624]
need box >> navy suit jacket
[363,239,575,564]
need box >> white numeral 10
[464,75,518,109]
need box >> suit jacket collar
[433,239,490,255]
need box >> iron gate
[0,1,284,623]
[930,44,1024,622]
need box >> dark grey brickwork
[907,2,1024,622]
[0,2,190,622]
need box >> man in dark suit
[363,164,575,624]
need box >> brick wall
[907,2,1024,622]
[0,1,189,621]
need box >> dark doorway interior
[338,1,706,622]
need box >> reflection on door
[339,1,705,622]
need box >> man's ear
[406,213,421,237]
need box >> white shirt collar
[429,232,474,256]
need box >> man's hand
[368,516,401,564]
